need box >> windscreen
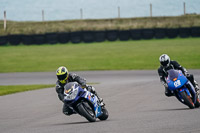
[64,82,79,91]
[167,69,179,81]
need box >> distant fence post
[183,2,186,15]
[80,8,83,19]
[118,6,120,18]
[150,3,152,17]
[4,11,7,31]
[42,10,44,21]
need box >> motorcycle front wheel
[180,91,195,109]
[77,101,96,122]
[195,94,200,108]
[98,107,109,120]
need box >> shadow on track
[145,107,193,112]
[51,120,106,126]
[159,108,191,111]
[52,121,90,126]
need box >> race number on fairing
[174,80,181,87]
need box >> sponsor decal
[174,80,181,87]
[88,95,91,100]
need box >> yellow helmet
[56,66,69,84]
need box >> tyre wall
[0,36,8,46]
[0,27,200,45]
[82,31,94,43]
[142,29,155,39]
[154,28,166,39]
[94,30,106,42]
[166,28,179,38]
[70,31,82,43]
[119,30,130,41]
[106,30,119,41]
[130,29,142,40]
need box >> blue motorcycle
[63,82,108,122]
[167,69,200,109]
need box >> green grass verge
[0,37,200,73]
[0,84,55,96]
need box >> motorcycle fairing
[167,72,188,90]
[84,91,102,117]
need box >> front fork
[178,81,197,104]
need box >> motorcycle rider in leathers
[55,66,103,116]
[158,54,199,97]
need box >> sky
[0,0,199,21]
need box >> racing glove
[162,82,168,88]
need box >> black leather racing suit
[158,60,196,96]
[55,73,87,115]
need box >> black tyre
[195,95,200,108]
[180,91,195,109]
[98,107,109,121]
[77,102,96,122]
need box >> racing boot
[165,87,174,97]
[63,104,76,116]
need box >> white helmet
[159,54,170,67]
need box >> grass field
[0,37,200,73]
[0,84,55,96]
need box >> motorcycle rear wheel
[180,91,195,109]
[77,102,96,122]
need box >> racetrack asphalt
[0,70,200,133]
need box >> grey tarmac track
[0,70,200,133]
